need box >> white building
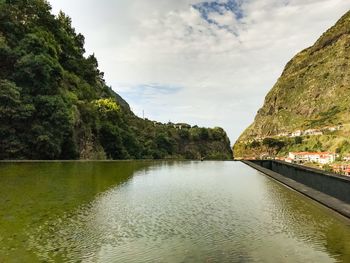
[343,156,350,162]
[304,129,323,136]
[288,152,336,164]
[276,132,290,137]
[291,130,302,137]
[327,125,343,132]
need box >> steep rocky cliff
[234,11,350,158]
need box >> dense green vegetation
[0,0,232,160]
[234,10,350,158]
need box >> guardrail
[243,160,350,219]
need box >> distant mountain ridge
[234,10,350,158]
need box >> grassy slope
[234,11,350,158]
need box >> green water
[0,161,349,262]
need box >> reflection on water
[0,161,349,262]
[261,175,350,262]
[0,161,151,262]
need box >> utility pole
[142,110,144,119]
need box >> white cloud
[49,0,350,143]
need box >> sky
[49,0,350,144]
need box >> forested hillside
[0,0,232,160]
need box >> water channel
[0,161,349,262]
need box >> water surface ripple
[0,161,350,262]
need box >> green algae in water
[0,161,350,262]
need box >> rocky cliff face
[234,11,350,158]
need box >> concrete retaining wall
[244,160,350,218]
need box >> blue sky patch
[193,0,244,27]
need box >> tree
[294,136,303,144]
[99,122,127,159]
[211,127,225,141]
[0,80,34,159]
[178,129,190,140]
[249,140,260,148]
[28,95,74,159]
[262,138,285,156]
[199,128,209,140]
[93,98,120,117]
[0,35,16,78]
[156,133,175,154]
[262,138,285,149]
[14,54,62,95]
[16,31,60,58]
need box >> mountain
[0,0,232,160]
[234,10,350,158]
